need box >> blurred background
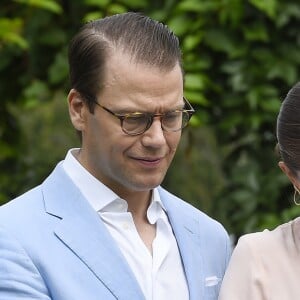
[1,0,300,242]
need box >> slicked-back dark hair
[68,12,182,111]
[277,82,300,175]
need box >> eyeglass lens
[122,111,191,135]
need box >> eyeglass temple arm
[183,97,195,113]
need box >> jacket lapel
[159,187,204,300]
[42,163,145,300]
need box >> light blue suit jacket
[0,162,231,299]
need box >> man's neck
[122,190,152,220]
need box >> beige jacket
[219,217,300,300]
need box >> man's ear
[68,89,87,132]
[278,161,300,189]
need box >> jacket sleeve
[0,226,51,300]
[218,234,266,300]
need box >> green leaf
[246,85,278,111]
[84,0,110,7]
[0,18,28,49]
[118,0,148,8]
[38,28,66,46]
[203,29,242,57]
[83,11,104,23]
[0,18,22,34]
[276,3,300,27]
[23,80,50,103]
[267,61,297,85]
[176,0,219,13]
[48,50,69,85]
[188,114,203,127]
[184,54,212,71]
[259,98,281,113]
[184,90,209,106]
[183,34,203,51]
[1,32,28,49]
[248,114,263,130]
[167,15,192,36]
[0,142,16,159]
[218,0,244,27]
[249,0,278,19]
[107,3,127,15]
[243,23,269,42]
[221,60,245,74]
[149,11,169,22]
[14,0,63,14]
[185,73,207,90]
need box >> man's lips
[131,156,163,166]
[136,157,162,162]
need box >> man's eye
[125,114,147,124]
[164,111,181,120]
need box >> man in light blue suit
[0,12,231,299]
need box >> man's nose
[141,117,166,148]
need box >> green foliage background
[1,0,300,240]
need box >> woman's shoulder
[237,217,300,255]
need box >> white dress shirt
[62,149,189,300]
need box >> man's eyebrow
[100,99,182,114]
[114,102,185,114]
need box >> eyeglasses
[92,97,195,136]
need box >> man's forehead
[106,49,181,74]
